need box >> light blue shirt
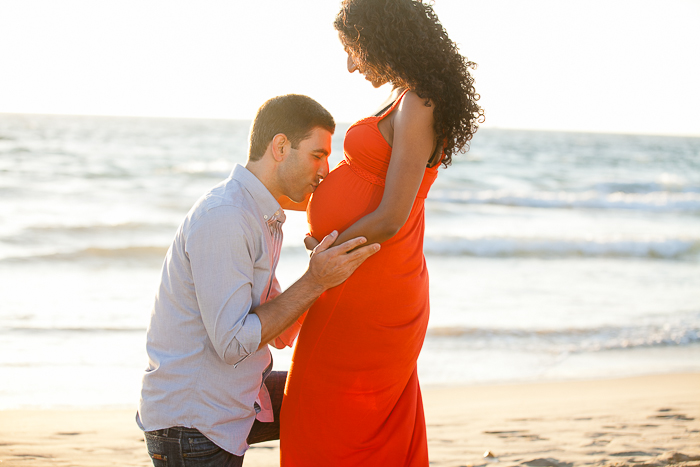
[137,164,293,456]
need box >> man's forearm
[252,272,325,350]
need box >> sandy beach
[1,372,698,466]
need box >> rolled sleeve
[186,205,262,366]
[225,312,262,362]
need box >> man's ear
[271,133,290,162]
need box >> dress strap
[376,89,411,122]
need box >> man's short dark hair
[248,94,336,162]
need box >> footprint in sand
[650,408,695,421]
[520,458,573,467]
[483,430,548,441]
[584,439,611,447]
[652,413,695,421]
[664,453,700,463]
[610,451,653,457]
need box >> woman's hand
[304,234,320,257]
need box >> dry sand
[0,372,698,466]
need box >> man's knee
[265,371,288,412]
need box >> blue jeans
[145,427,243,467]
[144,371,287,467]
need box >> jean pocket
[144,431,171,466]
[182,433,222,459]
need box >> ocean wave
[0,246,168,263]
[423,236,699,259]
[429,189,700,212]
[0,239,311,263]
[171,160,232,177]
[4,236,697,263]
[426,320,700,353]
[590,176,699,194]
[25,222,175,235]
[2,326,144,334]
[53,246,168,260]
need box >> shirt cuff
[225,312,262,366]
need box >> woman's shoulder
[403,88,433,103]
[395,90,435,124]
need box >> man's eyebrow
[312,149,330,156]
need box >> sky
[1,0,699,136]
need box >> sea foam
[422,235,699,259]
[429,189,700,212]
[426,315,700,353]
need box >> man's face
[279,127,332,202]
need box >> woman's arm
[332,91,437,247]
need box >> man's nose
[347,55,357,73]
[319,159,329,178]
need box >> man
[137,94,379,466]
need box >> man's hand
[305,231,380,292]
[254,231,379,349]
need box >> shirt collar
[231,164,285,225]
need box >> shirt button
[263,215,268,220]
[275,211,280,216]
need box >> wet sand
[1,372,698,466]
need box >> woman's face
[345,49,387,88]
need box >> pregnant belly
[307,163,384,240]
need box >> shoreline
[1,372,698,466]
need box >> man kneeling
[137,95,379,466]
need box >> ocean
[0,113,698,409]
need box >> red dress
[280,91,439,466]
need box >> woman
[280,0,483,464]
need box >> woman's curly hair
[335,0,484,167]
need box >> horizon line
[1,111,699,139]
